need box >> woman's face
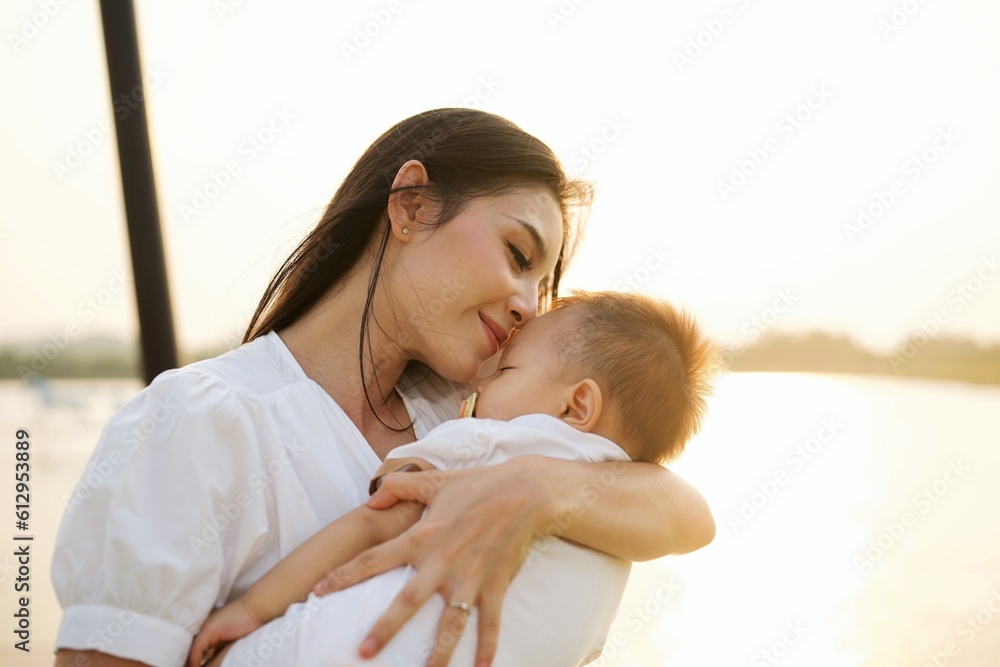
[390,186,564,382]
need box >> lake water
[1,373,998,667]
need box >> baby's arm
[187,473,428,667]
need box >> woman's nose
[508,281,539,325]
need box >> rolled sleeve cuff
[56,603,193,667]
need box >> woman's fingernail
[360,637,379,656]
[476,660,491,667]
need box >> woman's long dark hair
[242,108,592,428]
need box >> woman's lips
[480,317,500,355]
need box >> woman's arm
[323,455,715,667]
[539,457,717,560]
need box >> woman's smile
[479,313,507,356]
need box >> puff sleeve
[51,368,273,667]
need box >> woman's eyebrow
[503,215,548,263]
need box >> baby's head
[474,291,721,464]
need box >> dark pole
[98,0,178,384]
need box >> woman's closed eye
[507,242,533,272]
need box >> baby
[188,290,720,667]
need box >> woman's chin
[428,353,486,385]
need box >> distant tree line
[1,332,999,385]
[726,332,1000,385]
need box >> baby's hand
[188,600,260,667]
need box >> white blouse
[51,330,469,667]
[219,414,632,667]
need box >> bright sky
[1,0,998,356]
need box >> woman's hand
[187,600,260,667]
[315,454,715,667]
[314,456,554,667]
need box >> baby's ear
[561,378,603,432]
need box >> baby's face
[473,312,571,421]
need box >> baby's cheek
[476,399,498,420]
[473,392,506,421]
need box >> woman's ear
[561,379,603,432]
[388,159,431,241]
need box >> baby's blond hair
[549,291,721,464]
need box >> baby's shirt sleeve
[51,369,273,667]
[380,414,631,474]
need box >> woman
[52,108,715,667]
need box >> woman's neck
[277,260,412,429]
